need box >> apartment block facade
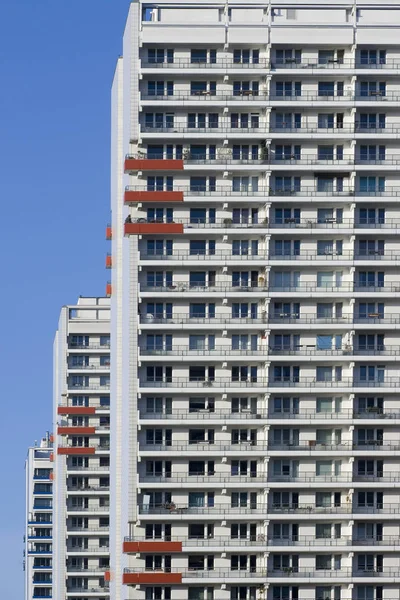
[53,297,111,600]
[25,434,53,600]
[109,1,400,599]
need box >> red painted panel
[124,190,184,204]
[57,447,96,455]
[58,427,96,435]
[123,541,182,553]
[123,572,182,585]
[125,159,184,172]
[58,407,97,415]
[124,223,184,236]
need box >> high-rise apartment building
[53,297,111,600]
[25,434,53,600]
[120,1,400,599]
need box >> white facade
[25,435,53,600]
[110,2,400,600]
[53,297,111,600]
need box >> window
[358,113,386,130]
[274,176,301,193]
[147,48,173,64]
[360,81,386,97]
[276,81,301,97]
[359,176,385,193]
[233,80,259,96]
[233,49,260,64]
[360,49,386,65]
[275,113,301,130]
[275,49,301,65]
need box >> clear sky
[0,0,130,596]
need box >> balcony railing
[139,409,400,421]
[139,377,400,389]
[67,485,110,492]
[140,58,400,70]
[67,525,110,532]
[67,506,110,513]
[66,546,109,553]
[66,566,109,572]
[139,472,400,484]
[127,184,400,197]
[123,566,400,578]
[140,282,400,296]
[139,441,400,453]
[131,217,400,230]
[137,503,400,516]
[141,90,400,103]
[125,534,400,547]
[139,250,400,262]
[139,313,400,326]
[138,344,400,357]
[66,587,109,593]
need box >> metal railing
[138,344,400,357]
[140,91,400,102]
[139,250,400,262]
[130,217,400,230]
[139,377,400,389]
[127,184,400,197]
[127,152,400,165]
[140,58,400,70]
[139,313,400,326]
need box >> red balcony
[124,158,184,173]
[57,447,96,456]
[106,225,112,240]
[124,223,184,236]
[106,283,112,297]
[58,407,96,416]
[123,541,182,554]
[106,254,112,269]
[123,572,182,585]
[124,190,184,204]
[58,427,96,435]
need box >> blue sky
[0,0,130,596]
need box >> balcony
[66,546,110,554]
[123,570,182,585]
[124,222,184,236]
[124,188,184,204]
[140,91,268,103]
[137,503,400,517]
[67,525,110,532]
[123,540,182,553]
[130,216,400,231]
[139,409,268,421]
[67,484,110,492]
[124,534,400,549]
[58,427,96,435]
[139,250,400,264]
[124,156,184,172]
[122,566,400,581]
[141,58,270,70]
[66,587,109,594]
[138,344,400,359]
[139,442,268,454]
